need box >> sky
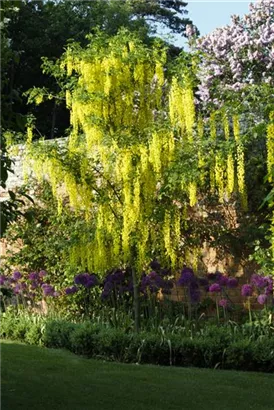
[159,0,255,48]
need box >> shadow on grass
[1,340,274,410]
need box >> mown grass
[1,340,274,410]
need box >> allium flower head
[65,286,78,295]
[227,277,238,288]
[178,267,195,286]
[189,282,201,303]
[0,275,6,286]
[14,284,22,294]
[219,298,228,308]
[13,271,22,280]
[74,273,90,286]
[209,283,221,293]
[29,272,39,281]
[39,270,47,278]
[257,293,267,305]
[251,274,265,288]
[149,271,157,280]
[42,284,55,297]
[86,274,99,288]
[241,284,253,297]
[31,282,39,290]
[217,275,229,287]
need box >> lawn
[1,340,274,410]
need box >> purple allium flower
[13,271,22,280]
[219,298,229,308]
[31,281,39,290]
[189,282,201,304]
[257,294,267,305]
[86,274,99,288]
[227,277,238,288]
[13,284,22,294]
[0,275,6,286]
[74,273,90,286]
[104,281,113,292]
[39,270,47,278]
[241,284,253,297]
[218,275,229,287]
[209,283,221,293]
[112,270,124,283]
[155,275,165,288]
[251,274,265,288]
[149,271,158,280]
[65,286,78,295]
[150,260,161,270]
[178,267,195,286]
[263,276,273,289]
[42,284,55,297]
[29,272,39,281]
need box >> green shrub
[68,322,101,356]
[43,320,77,349]
[1,312,274,373]
[93,328,131,361]
[25,322,44,345]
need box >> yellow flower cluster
[233,115,247,210]
[267,111,274,182]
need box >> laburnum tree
[24,26,272,287]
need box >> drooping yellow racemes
[25,32,258,273]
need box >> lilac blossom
[194,0,274,105]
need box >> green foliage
[2,311,274,372]
[3,180,93,286]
